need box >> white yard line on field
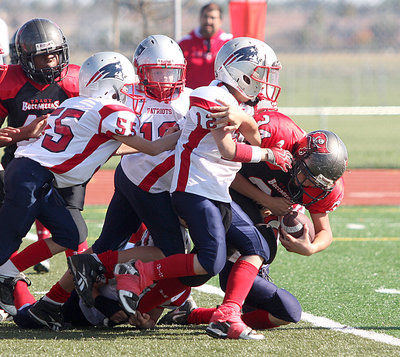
[375,288,400,294]
[194,284,400,347]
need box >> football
[280,211,315,242]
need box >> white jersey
[171,81,254,203]
[120,86,191,193]
[15,96,138,188]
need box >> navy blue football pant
[220,261,302,323]
[0,158,81,265]
[171,192,270,278]
[92,163,184,256]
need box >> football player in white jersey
[24,36,195,330]
[0,51,180,317]
[70,38,293,340]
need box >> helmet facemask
[288,159,333,207]
[23,46,69,84]
[137,63,186,102]
[121,83,146,115]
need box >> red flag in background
[229,0,267,40]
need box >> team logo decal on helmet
[86,61,124,87]
[298,131,330,156]
[223,46,264,67]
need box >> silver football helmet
[214,37,281,101]
[288,130,348,206]
[79,52,135,104]
[133,35,186,102]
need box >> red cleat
[206,305,264,340]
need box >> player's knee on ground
[269,288,302,323]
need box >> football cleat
[0,273,31,316]
[67,254,105,307]
[114,260,154,316]
[34,259,50,273]
[158,295,198,325]
[28,298,64,331]
[206,305,264,340]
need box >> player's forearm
[239,116,261,146]
[114,143,139,156]
[310,229,333,254]
[152,130,181,155]
[114,130,180,156]
[231,174,265,204]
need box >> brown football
[280,211,315,242]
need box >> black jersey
[0,64,80,167]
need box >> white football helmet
[214,37,281,102]
[133,35,186,102]
[79,51,136,104]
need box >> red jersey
[179,27,232,89]
[0,64,80,167]
[239,109,344,214]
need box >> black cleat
[67,254,105,307]
[0,273,31,316]
[158,295,198,325]
[28,298,64,331]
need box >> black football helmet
[9,30,19,64]
[288,130,348,207]
[16,18,69,84]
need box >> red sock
[141,254,196,281]
[13,281,36,310]
[187,307,216,325]
[11,240,53,272]
[242,309,278,329]
[137,278,187,314]
[222,259,259,312]
[35,220,51,240]
[96,250,119,278]
[45,282,71,304]
[65,241,89,257]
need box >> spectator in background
[178,2,232,89]
[0,18,9,65]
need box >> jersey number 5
[41,107,84,153]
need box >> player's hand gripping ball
[280,211,315,242]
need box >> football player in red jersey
[231,108,348,256]
[0,18,89,275]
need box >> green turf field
[0,205,399,356]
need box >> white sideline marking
[194,284,400,347]
[376,288,400,294]
[346,223,365,230]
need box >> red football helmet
[133,35,186,102]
